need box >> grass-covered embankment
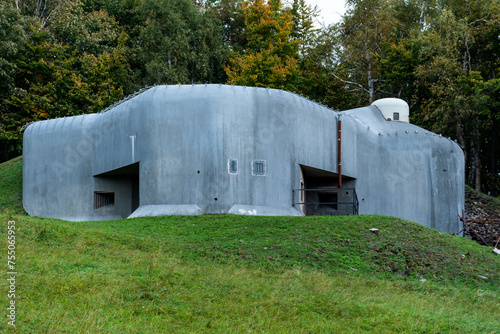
[0,157,499,333]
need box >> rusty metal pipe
[338,115,342,188]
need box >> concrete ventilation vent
[94,192,115,209]
[371,98,410,123]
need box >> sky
[307,0,347,26]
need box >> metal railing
[293,187,359,216]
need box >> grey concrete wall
[22,114,114,221]
[23,84,464,232]
[344,106,464,232]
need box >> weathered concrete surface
[344,106,464,232]
[23,84,464,232]
[228,205,303,216]
[128,204,203,218]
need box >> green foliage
[410,1,500,192]
[0,1,26,160]
[0,1,25,90]
[224,0,301,90]
[50,1,122,54]
[13,0,65,28]
[136,0,227,85]
[7,25,127,117]
[289,0,318,46]
[0,1,130,160]
[295,26,350,109]
[208,0,247,53]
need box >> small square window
[228,159,238,174]
[252,160,266,176]
[393,112,400,121]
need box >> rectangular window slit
[94,192,115,209]
[228,159,238,174]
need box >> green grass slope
[0,156,23,213]
[0,157,499,333]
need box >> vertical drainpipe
[338,114,342,188]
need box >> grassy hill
[1,157,499,333]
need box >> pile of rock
[464,188,500,247]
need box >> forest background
[0,0,498,195]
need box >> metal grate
[94,192,115,209]
[252,160,266,176]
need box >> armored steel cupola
[371,98,410,123]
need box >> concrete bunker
[22,84,464,233]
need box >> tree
[289,0,318,54]
[0,1,26,161]
[334,0,397,105]
[0,1,26,105]
[297,25,351,109]
[0,1,131,161]
[136,0,227,85]
[7,25,127,118]
[413,0,500,192]
[224,0,300,90]
[49,0,122,55]
[206,0,247,54]
[14,0,64,29]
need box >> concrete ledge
[229,205,304,216]
[58,215,123,222]
[128,204,203,218]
